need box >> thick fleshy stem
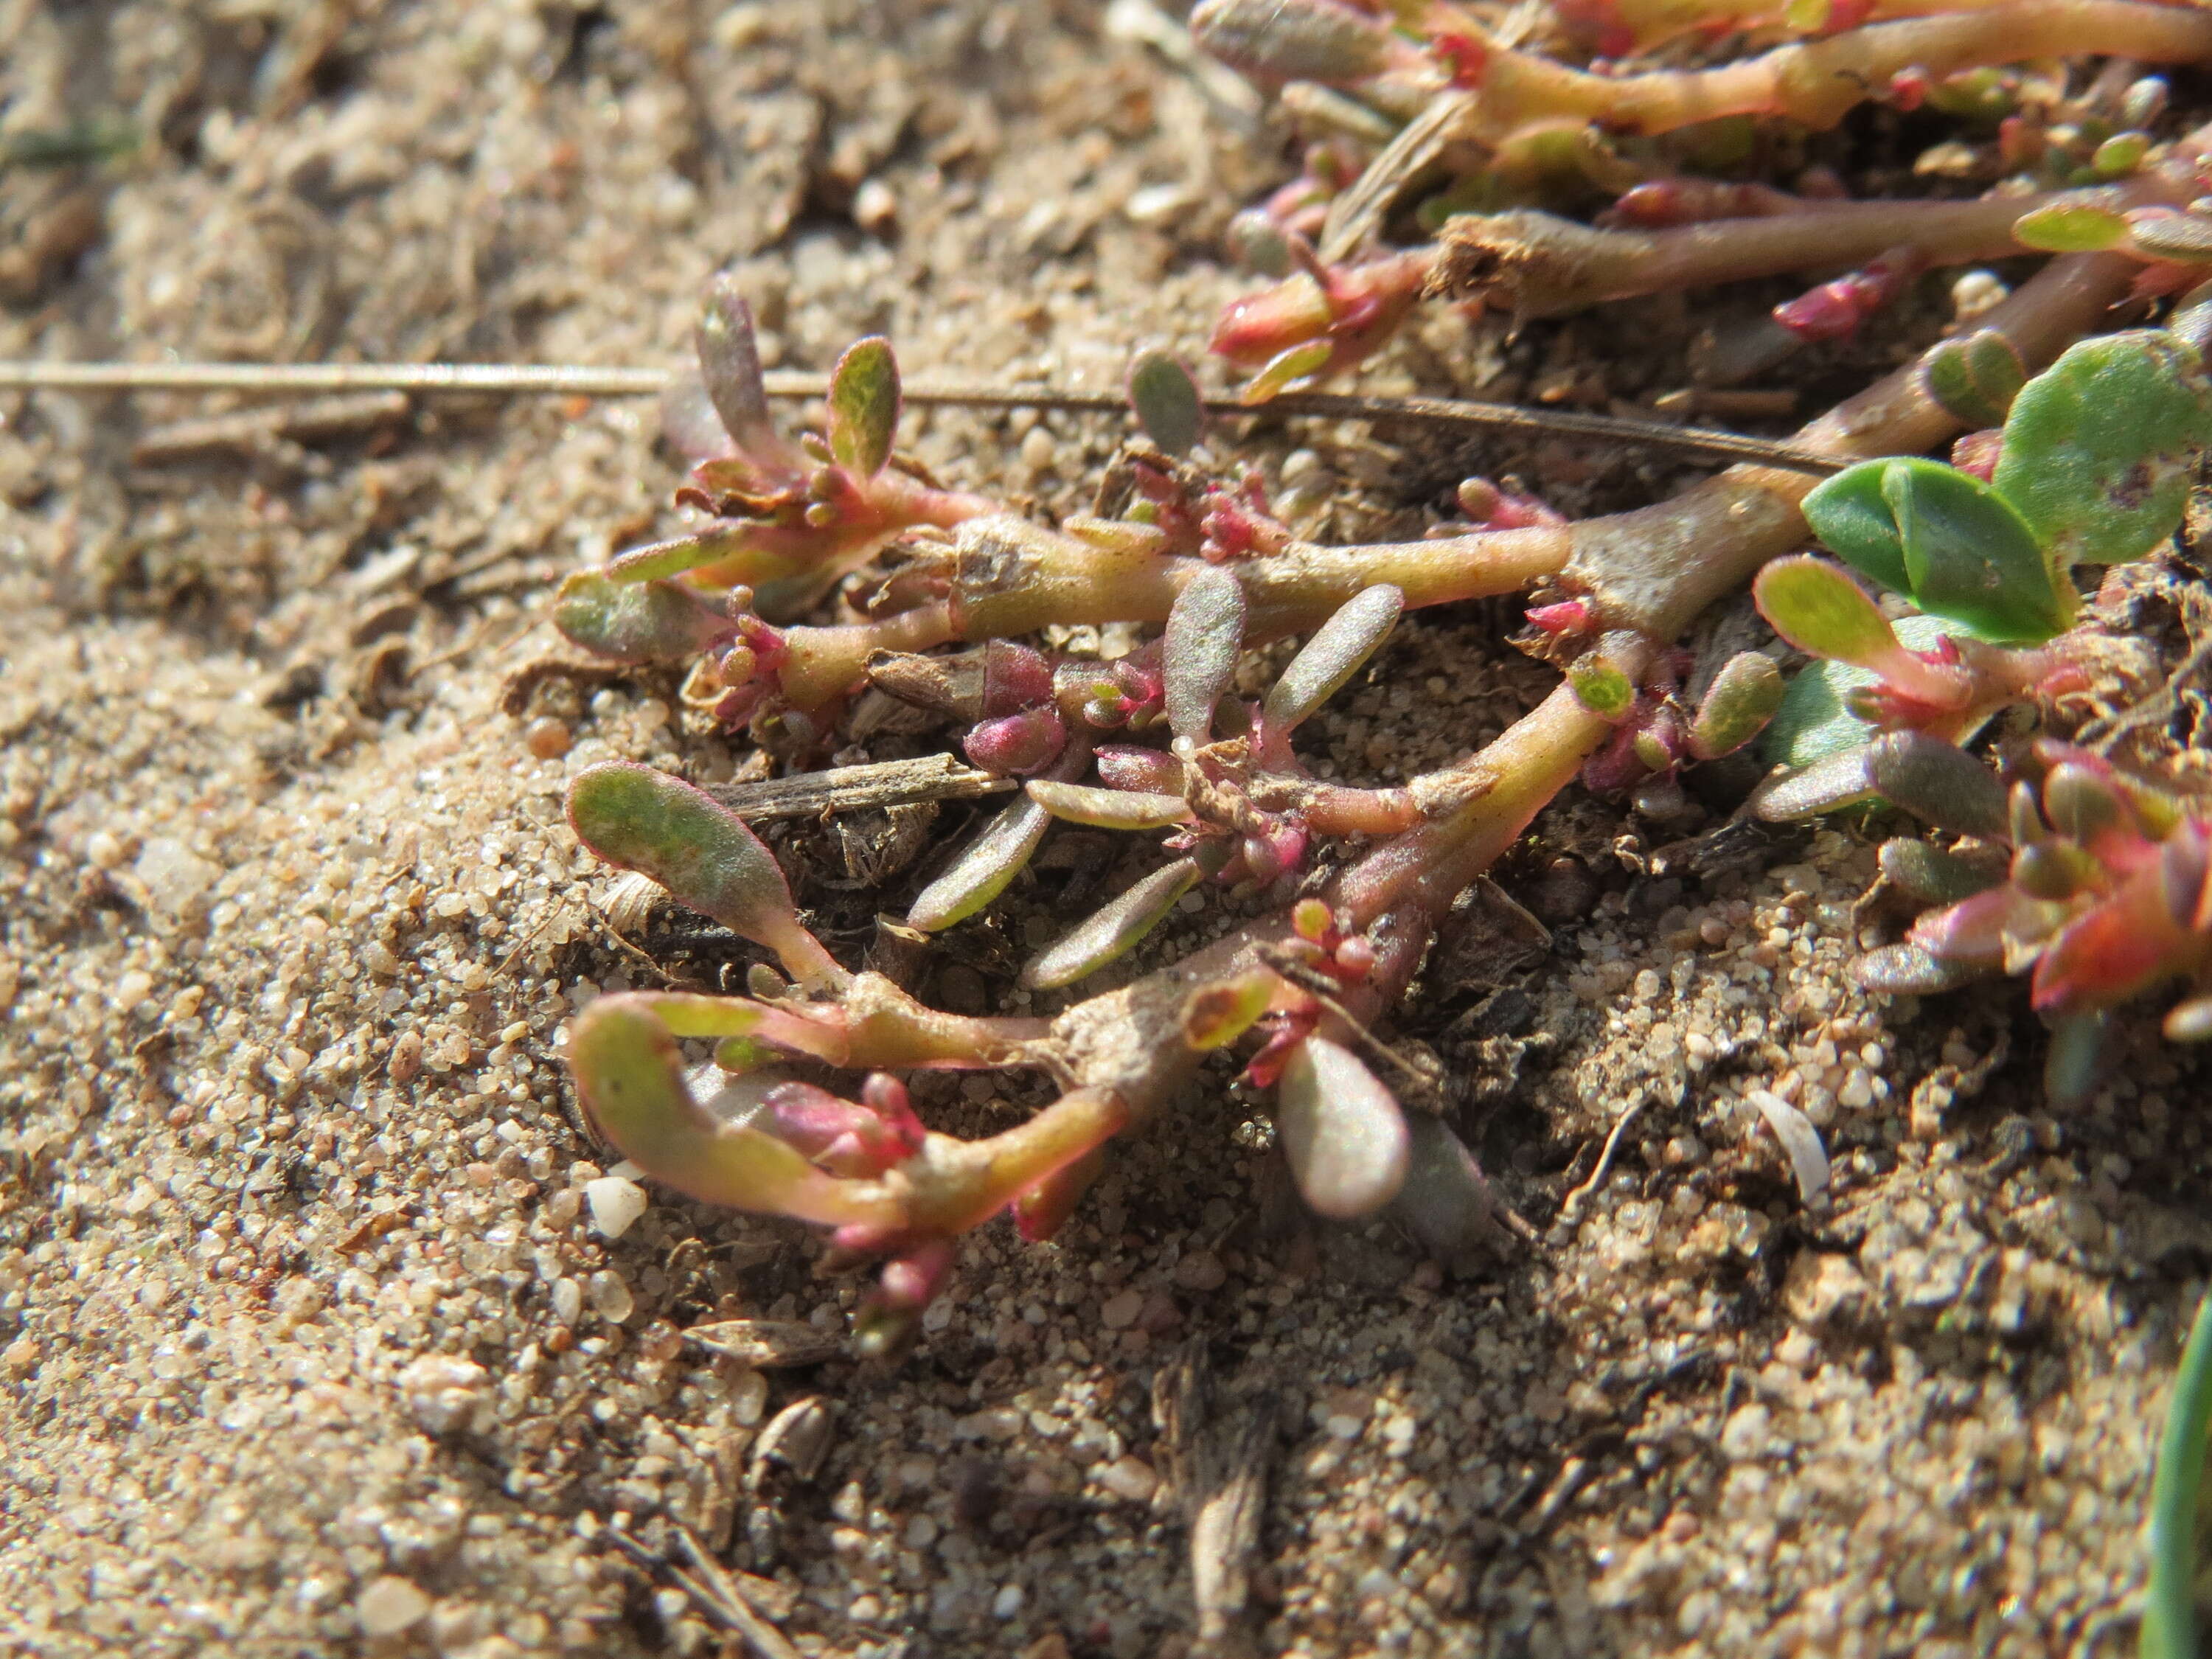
[1429,190,2066,323]
[1413,6,2212,150]
[1561,250,2140,642]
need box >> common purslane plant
[1733,327,2212,1102]
[1753,327,2212,771]
[542,8,2212,1355]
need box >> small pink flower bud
[1209,273,1335,367]
[964,709,1067,776]
[1526,599,1591,636]
[877,1238,954,1310]
[1774,282,1867,344]
[861,1074,927,1157]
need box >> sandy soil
[4,3,2209,1656]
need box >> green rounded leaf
[1750,745,1877,821]
[1758,614,1958,770]
[1180,970,1277,1051]
[1883,457,2066,643]
[1128,348,1205,456]
[696,279,782,457]
[827,336,900,478]
[1863,731,2008,838]
[2011,200,2130,253]
[1239,338,1333,405]
[2127,212,2212,265]
[1262,584,1403,733]
[1164,565,1248,745]
[1025,779,1194,830]
[1567,658,1635,720]
[907,796,1051,931]
[1687,650,1784,761]
[568,762,837,987]
[1994,330,2212,567]
[553,571,733,663]
[1852,942,1986,995]
[1877,838,2000,905]
[1752,556,1902,669]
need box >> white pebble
[111,971,155,1015]
[395,1354,490,1436]
[731,1368,768,1426]
[584,1176,647,1240]
[992,1583,1025,1619]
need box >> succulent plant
[1851,740,2212,1105]
[543,11,2212,1362]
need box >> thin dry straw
[0,358,1848,474]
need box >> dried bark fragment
[1152,1339,1277,1657]
[683,1318,845,1369]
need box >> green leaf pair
[1801,331,2212,646]
[1799,457,2063,644]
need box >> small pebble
[1099,1290,1144,1330]
[1172,1251,1225,1292]
[732,1368,769,1425]
[586,1269,634,1324]
[357,1576,431,1637]
[852,178,897,232]
[396,1354,490,1435]
[1096,1455,1157,1503]
[583,1176,647,1240]
[523,717,572,759]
